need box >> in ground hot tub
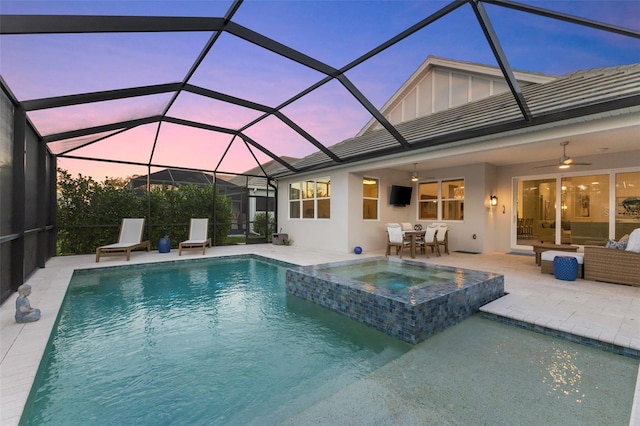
[286,257,504,344]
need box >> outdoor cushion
[624,228,640,253]
[541,250,584,264]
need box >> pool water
[20,256,411,425]
[321,259,455,290]
[285,315,638,425]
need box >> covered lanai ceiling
[1,0,639,180]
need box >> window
[289,183,301,219]
[363,178,379,220]
[418,179,464,221]
[316,177,331,219]
[302,180,315,218]
[289,177,331,219]
[418,182,438,220]
[442,179,464,220]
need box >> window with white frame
[362,177,379,220]
[289,177,331,219]
[289,183,301,219]
[442,179,464,220]
[418,178,464,221]
[418,181,438,220]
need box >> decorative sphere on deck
[354,246,363,254]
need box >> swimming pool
[286,257,504,344]
[20,256,411,425]
[17,254,637,425]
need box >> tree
[57,169,144,255]
[57,169,233,255]
[147,183,232,247]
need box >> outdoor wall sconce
[490,195,498,206]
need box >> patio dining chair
[386,223,411,258]
[436,223,449,255]
[424,225,440,258]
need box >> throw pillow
[625,228,640,253]
[605,239,627,250]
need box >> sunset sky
[1,0,639,180]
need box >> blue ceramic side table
[553,256,578,281]
[158,237,171,253]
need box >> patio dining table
[403,230,426,259]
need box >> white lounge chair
[179,218,212,256]
[95,218,150,262]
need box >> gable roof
[272,62,640,177]
[356,56,558,137]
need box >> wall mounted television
[389,185,413,206]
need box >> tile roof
[274,62,640,177]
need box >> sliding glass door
[514,171,639,247]
[615,171,640,239]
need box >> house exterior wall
[400,162,491,255]
[277,144,640,255]
[277,171,350,252]
[278,162,499,254]
[484,163,500,253]
[347,169,414,254]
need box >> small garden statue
[15,284,41,323]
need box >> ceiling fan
[410,163,419,182]
[409,163,434,182]
[533,141,592,169]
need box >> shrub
[252,212,276,237]
[56,169,233,255]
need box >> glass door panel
[516,178,556,245]
[615,171,640,239]
[561,174,609,245]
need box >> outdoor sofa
[583,245,640,287]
